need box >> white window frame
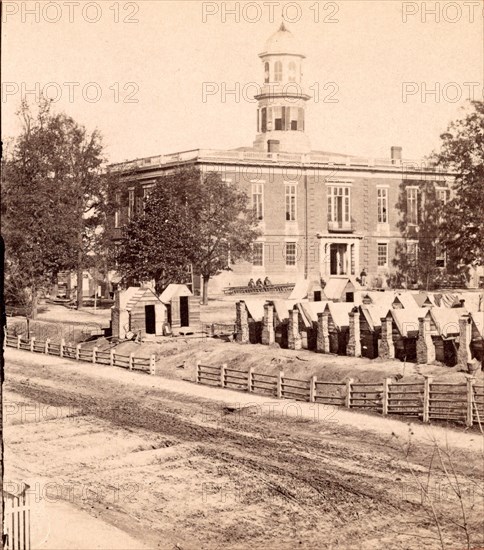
[251,182,264,221]
[285,241,297,267]
[377,187,388,224]
[328,186,351,223]
[406,239,419,267]
[285,183,297,222]
[406,186,418,225]
[377,242,388,268]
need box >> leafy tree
[190,171,261,304]
[2,98,116,316]
[116,169,200,294]
[434,100,484,270]
[116,167,260,303]
[393,180,446,290]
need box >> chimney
[391,146,402,164]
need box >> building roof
[289,278,322,301]
[323,277,356,301]
[361,302,394,330]
[470,311,484,339]
[429,307,467,337]
[300,301,329,323]
[159,284,193,303]
[412,292,436,308]
[261,22,305,57]
[243,299,265,322]
[325,302,354,329]
[272,299,299,322]
[389,307,428,337]
[122,287,163,310]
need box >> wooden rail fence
[5,332,156,375]
[196,363,484,428]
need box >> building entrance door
[145,305,156,334]
[330,244,347,275]
[180,296,189,327]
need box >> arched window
[274,61,282,82]
[288,61,296,82]
[264,62,270,83]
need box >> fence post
[196,361,201,383]
[309,375,317,403]
[110,349,114,367]
[220,363,227,388]
[277,370,284,399]
[423,375,433,423]
[150,354,156,376]
[60,338,65,358]
[92,347,98,364]
[247,367,253,393]
[345,378,354,409]
[17,335,21,350]
[30,337,35,353]
[382,378,391,416]
[129,352,134,371]
[45,338,50,355]
[75,343,81,361]
[466,376,475,428]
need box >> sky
[2,0,483,163]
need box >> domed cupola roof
[260,22,305,58]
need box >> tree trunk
[77,233,83,309]
[77,264,83,309]
[31,287,38,320]
[202,275,210,306]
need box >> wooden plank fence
[196,362,484,428]
[4,485,31,550]
[5,332,156,375]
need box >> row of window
[252,242,297,267]
[252,241,445,269]
[115,183,450,231]
[258,106,305,133]
[264,60,301,84]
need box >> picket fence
[5,332,156,375]
[196,362,484,428]
[4,484,30,550]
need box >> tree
[116,167,260,303]
[116,169,200,294]
[434,100,484,270]
[393,180,446,290]
[2,98,116,316]
[190,171,261,304]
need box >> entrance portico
[318,236,363,278]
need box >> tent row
[235,291,484,366]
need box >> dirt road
[4,349,484,549]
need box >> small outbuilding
[322,277,358,302]
[112,287,167,340]
[160,284,201,330]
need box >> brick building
[111,23,459,293]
